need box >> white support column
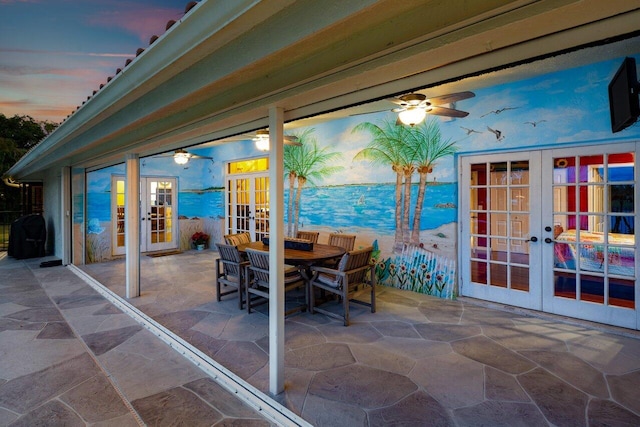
[60,167,71,265]
[125,154,141,298]
[268,106,285,395]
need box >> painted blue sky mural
[288,54,640,185]
[86,54,640,228]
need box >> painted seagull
[487,126,504,141]
[524,120,547,127]
[481,106,520,117]
[460,126,482,135]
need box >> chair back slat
[328,233,356,251]
[342,247,372,271]
[246,249,271,286]
[224,232,251,246]
[341,247,373,285]
[217,243,243,278]
[296,230,319,243]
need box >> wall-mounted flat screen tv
[608,57,639,133]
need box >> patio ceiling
[7,0,640,180]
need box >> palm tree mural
[353,117,458,251]
[284,128,343,236]
[406,118,458,244]
[352,119,414,251]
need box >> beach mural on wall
[85,54,640,298]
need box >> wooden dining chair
[322,233,357,268]
[215,243,248,309]
[296,230,320,243]
[224,232,251,246]
[244,248,307,316]
[328,233,356,251]
[309,246,375,326]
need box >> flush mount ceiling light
[253,129,302,151]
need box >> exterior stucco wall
[42,167,61,257]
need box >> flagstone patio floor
[2,249,640,426]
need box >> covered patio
[4,2,640,424]
[76,249,640,426]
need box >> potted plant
[191,231,210,250]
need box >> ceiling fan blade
[427,91,475,106]
[284,134,302,146]
[349,108,390,117]
[427,106,469,117]
[190,153,213,160]
[386,97,406,106]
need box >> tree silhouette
[0,114,57,210]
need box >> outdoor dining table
[236,241,345,267]
[236,241,346,311]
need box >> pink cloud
[0,62,122,122]
[0,63,112,79]
[0,48,133,58]
[88,5,183,43]
[0,98,74,122]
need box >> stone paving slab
[75,251,640,426]
[0,256,274,426]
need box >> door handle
[544,237,553,244]
[527,236,538,242]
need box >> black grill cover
[8,214,46,259]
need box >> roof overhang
[6,0,640,180]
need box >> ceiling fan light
[254,129,270,151]
[398,107,426,126]
[173,151,190,165]
[255,138,270,151]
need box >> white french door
[461,144,639,329]
[112,176,178,255]
[460,152,542,310]
[226,172,269,242]
[541,144,637,329]
[141,178,177,252]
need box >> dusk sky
[0,0,190,123]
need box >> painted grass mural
[373,240,456,299]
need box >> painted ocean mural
[87,182,456,233]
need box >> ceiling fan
[253,129,302,151]
[153,148,213,165]
[389,91,475,126]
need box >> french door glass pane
[469,160,530,292]
[115,179,125,249]
[254,176,269,241]
[552,152,635,308]
[149,181,172,244]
